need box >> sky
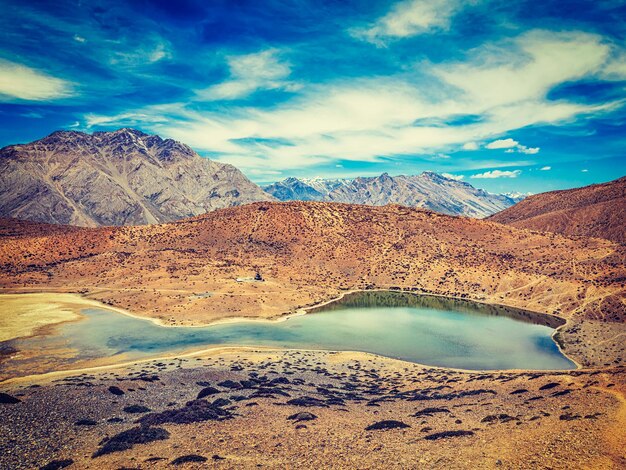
[1,0,626,194]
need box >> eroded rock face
[0,128,273,226]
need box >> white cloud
[90,30,623,174]
[148,42,169,63]
[73,35,85,43]
[540,166,551,171]
[109,36,172,67]
[581,169,589,172]
[487,138,540,154]
[486,138,518,149]
[442,172,464,180]
[462,141,479,150]
[197,49,292,101]
[471,169,522,179]
[436,30,611,110]
[352,0,467,44]
[0,60,73,101]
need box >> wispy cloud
[147,30,615,172]
[471,169,522,179]
[196,49,295,101]
[0,60,73,101]
[442,172,464,180]
[540,166,551,170]
[351,0,468,45]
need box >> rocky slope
[0,128,272,226]
[265,172,520,218]
[490,176,626,243]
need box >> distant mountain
[265,172,521,218]
[263,177,326,201]
[263,177,350,202]
[503,192,533,203]
[0,128,273,226]
[490,176,626,243]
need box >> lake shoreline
[1,290,580,384]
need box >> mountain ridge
[0,128,273,227]
[264,172,523,218]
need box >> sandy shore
[0,293,93,342]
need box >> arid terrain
[1,201,625,469]
[0,201,625,366]
[1,349,625,469]
[490,176,626,243]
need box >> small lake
[0,292,575,378]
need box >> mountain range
[0,129,272,226]
[490,176,626,243]
[264,172,525,218]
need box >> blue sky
[1,0,626,193]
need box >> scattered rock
[539,383,559,391]
[75,419,97,426]
[39,459,74,470]
[171,454,207,465]
[108,386,125,396]
[197,387,220,399]
[212,398,231,408]
[0,392,20,404]
[138,399,232,426]
[413,407,450,417]
[366,420,410,431]
[123,405,151,414]
[287,412,317,422]
[286,396,328,407]
[559,413,581,421]
[481,414,515,424]
[93,426,170,457]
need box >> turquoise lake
[1,291,576,376]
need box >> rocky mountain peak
[0,129,273,226]
[265,172,522,218]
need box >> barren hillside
[490,176,626,243]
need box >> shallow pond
[0,291,575,378]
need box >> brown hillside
[0,201,624,330]
[489,176,626,243]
